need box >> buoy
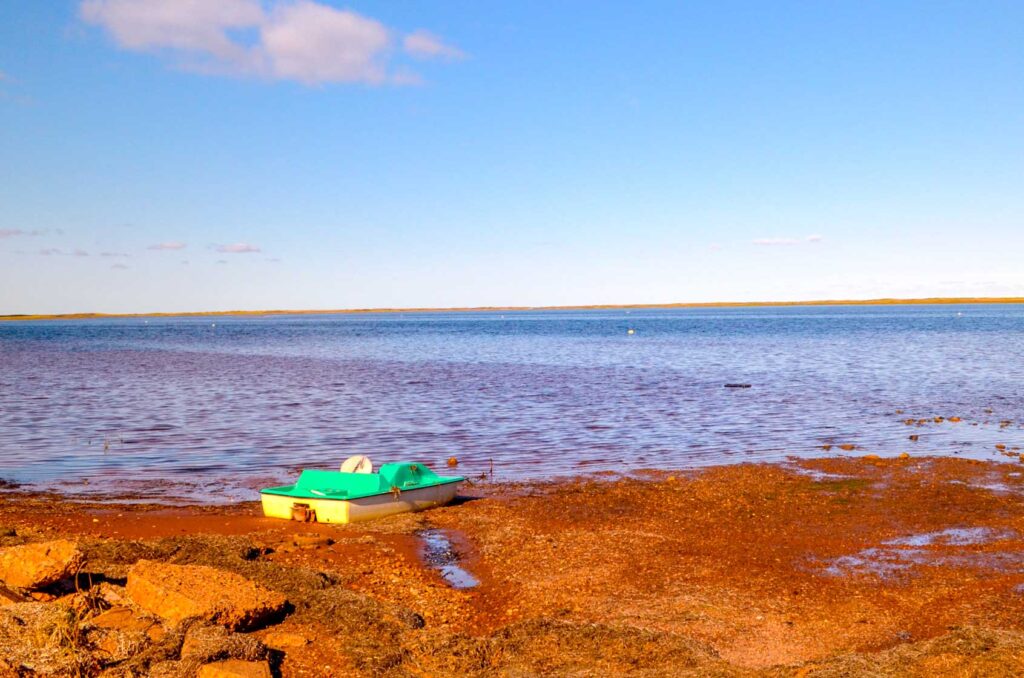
[447,456,458,467]
[627,328,635,335]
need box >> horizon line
[3,296,1024,321]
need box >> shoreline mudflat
[3,296,1024,322]
[4,456,1024,675]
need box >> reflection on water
[418,529,479,589]
[1,305,1024,501]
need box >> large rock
[126,560,286,630]
[0,540,83,590]
[197,659,273,678]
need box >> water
[1,304,1023,502]
[418,529,479,589]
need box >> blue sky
[1,1,1023,314]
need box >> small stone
[292,534,333,549]
[909,435,919,441]
[863,454,880,461]
[839,444,856,451]
[91,606,155,632]
[821,444,832,451]
[899,452,910,459]
[263,628,310,650]
[996,444,1007,451]
[949,416,962,423]
[0,540,84,590]
[197,659,272,678]
[181,623,269,664]
[447,456,459,467]
[127,560,287,630]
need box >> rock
[839,444,856,451]
[996,444,1007,451]
[127,560,287,630]
[863,454,880,460]
[909,434,919,441]
[447,456,459,467]
[198,659,273,678]
[263,628,310,650]
[291,534,333,549]
[181,623,270,667]
[949,416,962,423]
[0,540,84,590]
[92,606,158,632]
[821,444,832,451]
[899,452,910,459]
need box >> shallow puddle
[418,529,479,589]
[886,527,1016,547]
[822,526,1022,578]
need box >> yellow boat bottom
[260,482,461,524]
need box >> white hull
[261,481,461,524]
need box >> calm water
[2,305,1023,502]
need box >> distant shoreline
[3,296,1023,321]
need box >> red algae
[4,457,1024,674]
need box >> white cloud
[80,0,462,86]
[403,30,464,60]
[147,241,186,250]
[262,2,391,85]
[217,242,260,253]
[111,263,130,270]
[80,0,263,72]
[806,234,824,243]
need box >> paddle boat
[260,456,465,524]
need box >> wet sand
[4,455,1024,675]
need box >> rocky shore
[3,455,1024,676]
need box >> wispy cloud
[753,235,825,247]
[403,30,464,61]
[147,241,186,251]
[100,251,130,258]
[36,247,89,256]
[79,0,463,86]
[217,242,260,254]
[111,263,129,270]
[1,228,54,238]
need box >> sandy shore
[4,296,1024,322]
[4,455,1024,676]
